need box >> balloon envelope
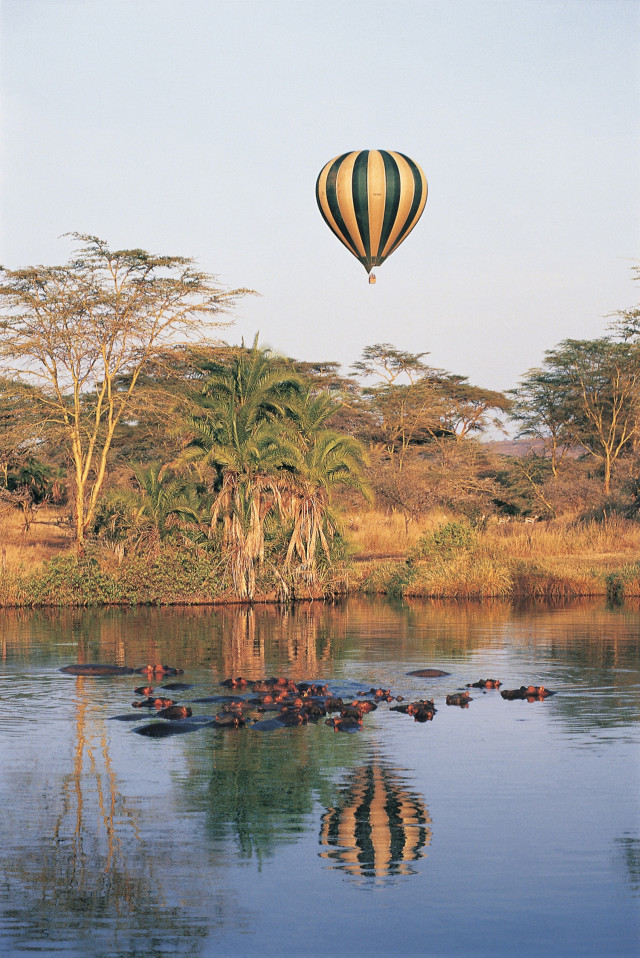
[316,150,427,275]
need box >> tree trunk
[603,454,611,496]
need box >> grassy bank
[351,512,640,600]
[0,507,639,606]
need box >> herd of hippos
[59,662,554,738]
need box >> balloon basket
[369,273,377,285]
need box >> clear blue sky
[2,0,639,395]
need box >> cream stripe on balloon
[316,158,360,259]
[335,152,366,258]
[367,150,387,259]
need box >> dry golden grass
[0,506,74,571]
[343,507,452,556]
[346,509,640,599]
[344,508,640,564]
[0,502,638,602]
[485,514,640,562]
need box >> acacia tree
[608,266,640,341]
[0,234,249,545]
[521,338,640,494]
[351,343,509,470]
[437,376,512,440]
[364,379,450,469]
[509,367,576,475]
[351,342,432,385]
[0,378,44,486]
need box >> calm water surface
[0,598,639,957]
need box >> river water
[0,598,638,958]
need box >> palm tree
[196,334,305,442]
[285,429,371,580]
[94,463,203,557]
[177,340,305,598]
[177,339,371,597]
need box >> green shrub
[411,520,477,561]
[606,564,640,602]
[26,556,119,606]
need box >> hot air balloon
[316,150,427,283]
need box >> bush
[26,556,120,606]
[411,520,477,561]
[4,547,228,607]
[606,564,640,602]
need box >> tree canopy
[0,234,251,543]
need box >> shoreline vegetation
[1,240,638,610]
[1,506,638,608]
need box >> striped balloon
[316,150,427,277]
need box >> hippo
[213,705,246,728]
[412,706,435,723]
[322,696,344,713]
[250,688,290,706]
[136,664,184,676]
[407,668,450,678]
[134,686,154,696]
[300,702,326,722]
[252,677,298,694]
[358,687,393,702]
[390,699,436,722]
[250,717,287,732]
[134,722,197,737]
[340,705,367,721]
[220,676,252,689]
[446,692,472,707]
[60,664,136,676]
[156,705,192,720]
[297,682,329,696]
[131,697,175,709]
[466,679,501,689]
[277,708,307,726]
[325,715,363,732]
[501,685,554,700]
[348,699,377,714]
[213,713,246,729]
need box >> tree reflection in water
[196,722,358,863]
[2,675,211,955]
[319,759,431,880]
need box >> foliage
[177,339,304,597]
[350,344,510,474]
[24,556,121,606]
[0,378,46,484]
[411,520,478,560]
[509,367,576,474]
[511,332,640,494]
[351,343,433,384]
[4,547,227,607]
[175,338,369,598]
[0,234,250,544]
[543,338,640,494]
[93,463,205,556]
[606,564,640,603]
[1,247,639,603]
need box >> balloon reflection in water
[319,762,431,879]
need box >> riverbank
[0,507,639,606]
